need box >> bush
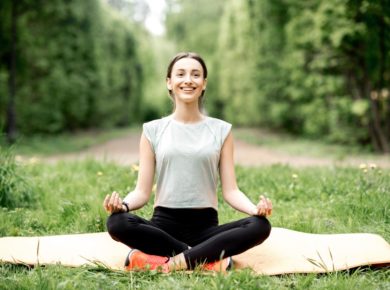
[0,148,36,208]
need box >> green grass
[0,126,140,156]
[1,264,388,290]
[0,157,389,289]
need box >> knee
[251,216,272,243]
[106,212,128,238]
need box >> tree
[0,0,148,136]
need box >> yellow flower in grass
[359,163,367,170]
[28,157,40,164]
[292,174,298,179]
[96,171,103,176]
[15,155,23,162]
[131,164,139,172]
[369,163,377,169]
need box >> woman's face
[166,57,207,105]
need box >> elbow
[222,188,237,201]
[138,189,151,205]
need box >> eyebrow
[175,69,201,73]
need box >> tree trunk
[5,0,17,144]
[369,98,388,153]
[367,78,389,153]
[378,0,390,152]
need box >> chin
[176,95,200,103]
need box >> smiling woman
[103,52,273,273]
[166,52,208,110]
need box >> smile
[180,87,196,92]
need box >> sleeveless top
[138,115,231,210]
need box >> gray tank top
[143,115,232,210]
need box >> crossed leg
[107,212,271,270]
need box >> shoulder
[143,116,171,132]
[142,116,172,149]
[205,116,232,146]
[205,116,232,129]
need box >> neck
[172,103,204,123]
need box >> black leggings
[106,206,271,269]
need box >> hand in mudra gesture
[103,191,126,214]
[256,195,272,217]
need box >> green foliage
[0,148,36,208]
[211,0,390,150]
[1,0,389,152]
[0,0,146,136]
[165,0,226,117]
[217,0,260,124]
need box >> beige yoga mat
[0,228,389,275]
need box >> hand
[103,191,126,214]
[255,195,272,217]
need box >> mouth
[180,87,196,93]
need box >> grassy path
[16,128,390,168]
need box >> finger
[257,200,266,216]
[117,197,123,211]
[259,195,265,203]
[109,191,117,208]
[267,199,273,216]
[263,198,271,216]
[259,195,268,209]
[267,198,272,208]
[261,196,269,211]
[115,196,123,212]
[257,195,265,206]
[103,194,109,207]
[113,193,120,209]
[103,194,110,211]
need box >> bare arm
[103,132,155,213]
[219,132,272,216]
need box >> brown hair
[166,52,208,109]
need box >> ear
[166,78,172,90]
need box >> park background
[1,0,389,153]
[0,1,390,289]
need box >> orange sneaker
[124,249,170,273]
[202,257,232,272]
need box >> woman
[103,52,272,273]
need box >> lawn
[0,148,389,289]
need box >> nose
[184,74,192,83]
